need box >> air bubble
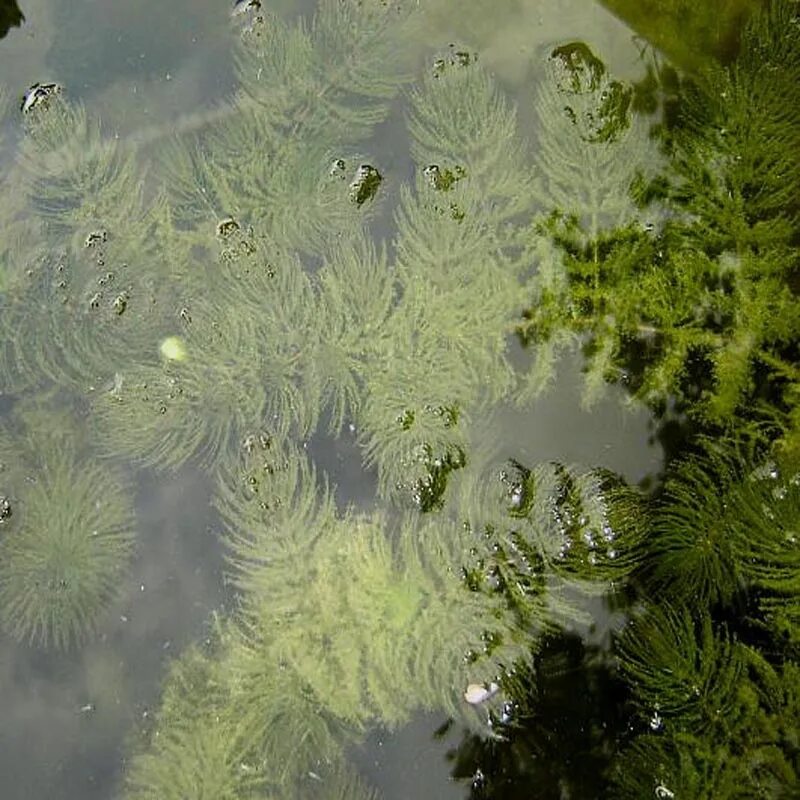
[649,708,663,731]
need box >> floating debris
[349,164,382,206]
[20,82,62,113]
[464,681,500,705]
[216,216,241,239]
[84,230,108,248]
[423,164,466,191]
[231,0,261,16]
[329,157,347,179]
[432,46,477,77]
[0,497,11,523]
[232,0,264,36]
[112,292,128,316]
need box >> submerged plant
[453,455,645,633]
[124,629,385,799]
[0,94,180,393]
[123,640,270,800]
[92,229,322,469]
[0,413,135,649]
[354,53,533,505]
[162,0,419,254]
[217,439,527,737]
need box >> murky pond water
[2,0,797,798]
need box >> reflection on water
[1,0,797,798]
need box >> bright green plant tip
[159,335,187,362]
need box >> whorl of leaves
[218,440,525,735]
[0,412,135,650]
[612,607,800,799]
[646,439,800,639]
[454,455,645,633]
[517,5,800,431]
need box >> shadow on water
[444,631,631,800]
[0,0,23,40]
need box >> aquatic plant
[516,42,659,403]
[0,94,181,393]
[531,42,651,233]
[354,54,534,505]
[612,605,800,798]
[453,455,645,634]
[17,95,142,239]
[123,641,270,800]
[162,0,418,254]
[447,632,630,800]
[0,413,135,649]
[599,0,762,69]
[617,605,746,732]
[217,438,527,738]
[518,2,800,435]
[308,234,395,433]
[124,626,384,799]
[289,762,382,800]
[642,440,800,640]
[406,49,533,224]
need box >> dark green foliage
[613,607,800,798]
[519,5,800,438]
[600,0,763,69]
[645,440,800,638]
[0,409,135,649]
[616,606,747,732]
[612,431,800,798]
[447,632,631,800]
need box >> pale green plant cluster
[0,2,642,794]
[0,402,135,649]
[121,433,638,797]
[82,14,543,497]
